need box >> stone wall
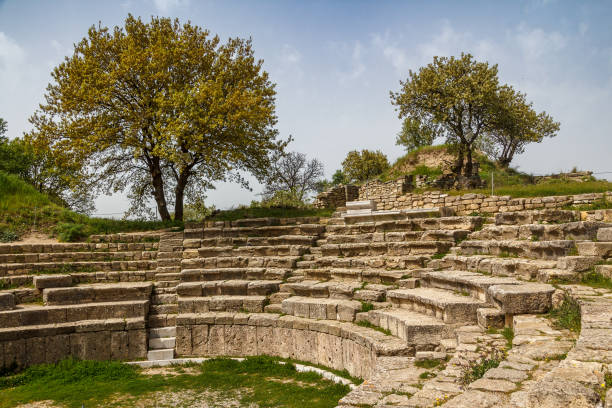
[175,313,410,380]
[313,184,359,209]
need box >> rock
[443,390,509,408]
[468,378,517,392]
[33,274,73,289]
[597,227,612,242]
[483,367,528,382]
[525,378,601,408]
[489,283,555,314]
[0,292,15,311]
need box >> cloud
[151,0,189,13]
[513,24,566,59]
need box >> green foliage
[567,196,612,211]
[0,171,182,240]
[419,371,437,379]
[548,295,581,333]
[395,117,438,152]
[332,169,347,185]
[0,357,350,408]
[431,252,448,260]
[27,15,285,221]
[259,189,308,209]
[341,149,390,183]
[414,359,441,369]
[581,270,612,290]
[54,223,87,242]
[461,357,500,384]
[208,205,333,222]
[0,229,19,243]
[360,302,374,313]
[501,327,514,349]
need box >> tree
[483,85,559,168]
[331,169,347,185]
[395,117,438,152]
[27,15,285,221]
[341,149,389,182]
[391,53,500,178]
[262,151,324,201]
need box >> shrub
[0,229,19,242]
[548,295,581,333]
[54,223,87,242]
[341,149,390,183]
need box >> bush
[0,229,19,243]
[54,223,88,242]
[259,190,307,208]
[341,149,390,183]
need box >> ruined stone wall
[356,187,612,215]
[313,185,359,209]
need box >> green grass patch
[501,327,514,349]
[355,320,392,336]
[461,357,501,384]
[548,295,581,333]
[431,252,449,260]
[30,264,97,275]
[414,359,441,369]
[0,357,351,408]
[418,371,437,379]
[0,171,183,242]
[208,206,333,222]
[580,270,612,290]
[451,180,612,198]
[360,302,374,313]
[566,196,612,211]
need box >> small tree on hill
[341,149,389,182]
[27,15,286,221]
[483,85,559,168]
[391,53,500,178]
[395,117,438,152]
[262,151,324,202]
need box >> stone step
[597,227,612,241]
[0,293,15,311]
[150,304,178,315]
[468,221,609,241]
[0,250,157,264]
[154,280,180,288]
[358,308,453,347]
[0,300,149,328]
[177,280,281,297]
[183,235,317,249]
[594,264,612,279]
[419,270,518,300]
[181,256,299,270]
[149,326,176,338]
[263,303,282,313]
[325,216,483,235]
[192,224,325,239]
[0,260,158,276]
[537,268,579,283]
[429,254,557,280]
[154,272,181,281]
[33,274,72,289]
[297,255,430,271]
[42,282,153,306]
[180,268,291,282]
[152,294,177,305]
[325,230,470,244]
[147,348,174,361]
[88,232,161,244]
[387,287,487,324]
[321,241,453,257]
[281,296,362,321]
[184,245,310,259]
[343,208,443,224]
[279,280,362,299]
[148,313,176,328]
[495,209,579,225]
[0,241,158,255]
[178,295,268,313]
[487,282,555,314]
[149,336,176,350]
[301,267,408,283]
[576,241,612,258]
[458,239,575,260]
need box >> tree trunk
[174,173,189,222]
[451,144,464,176]
[464,146,473,177]
[150,159,172,221]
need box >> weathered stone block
[33,274,72,289]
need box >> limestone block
[489,283,554,314]
[477,307,505,329]
[33,274,72,289]
[175,325,192,356]
[556,256,600,272]
[597,227,612,241]
[25,336,47,366]
[191,325,209,356]
[0,292,15,311]
[525,378,600,408]
[224,325,246,356]
[110,331,129,360]
[207,325,225,356]
[576,242,612,258]
[128,329,147,359]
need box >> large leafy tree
[27,15,285,221]
[341,149,389,182]
[482,85,559,168]
[395,117,439,153]
[390,53,499,177]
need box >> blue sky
[1,0,611,216]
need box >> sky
[1,0,611,217]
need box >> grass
[501,327,514,349]
[0,357,351,408]
[451,180,612,198]
[360,302,374,313]
[581,270,612,290]
[565,196,612,211]
[355,320,392,336]
[0,171,183,242]
[30,264,97,275]
[548,295,581,333]
[461,357,501,384]
[208,206,334,222]
[431,252,449,260]
[418,371,437,379]
[414,359,441,369]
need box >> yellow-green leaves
[27,15,282,221]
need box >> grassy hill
[0,171,181,242]
[380,145,612,199]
